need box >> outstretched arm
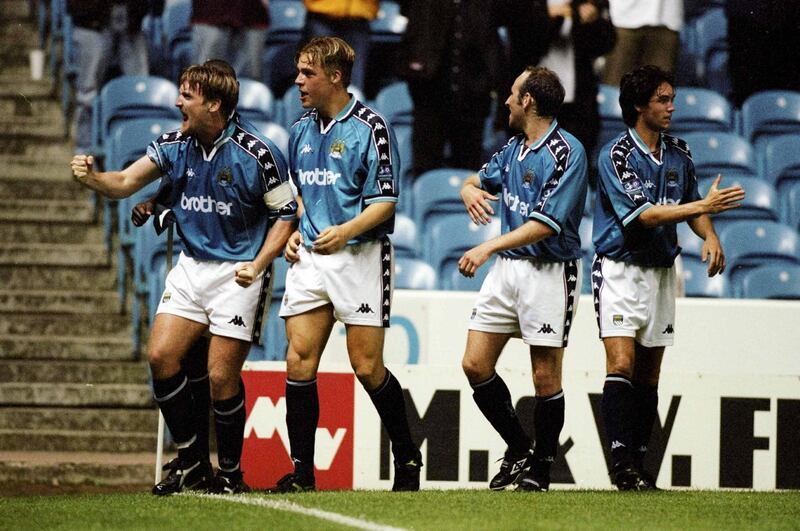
[71,154,161,199]
[638,175,745,228]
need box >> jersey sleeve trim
[529,211,561,234]
[622,202,653,226]
[610,134,650,211]
[535,130,572,214]
[353,102,399,198]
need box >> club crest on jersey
[330,139,346,159]
[666,168,679,187]
[216,167,233,185]
[522,170,534,188]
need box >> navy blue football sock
[471,372,531,454]
[601,374,636,471]
[183,336,210,460]
[632,383,658,470]
[531,390,565,479]
[152,369,200,463]
[213,381,246,475]
[368,370,417,462]
[285,378,319,479]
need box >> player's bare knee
[208,365,238,400]
[533,367,562,395]
[462,356,492,384]
[147,345,181,378]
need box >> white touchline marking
[185,492,409,531]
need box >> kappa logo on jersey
[297,168,342,186]
[300,143,314,155]
[644,180,655,189]
[330,139,346,159]
[180,192,233,216]
[187,167,196,178]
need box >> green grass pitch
[2,490,799,530]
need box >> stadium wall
[241,293,800,491]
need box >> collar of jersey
[628,127,666,165]
[192,116,237,160]
[517,119,559,161]
[314,95,358,134]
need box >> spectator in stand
[541,0,615,168]
[302,0,378,92]
[191,0,270,80]
[67,0,158,154]
[400,0,503,176]
[602,0,682,86]
[726,0,800,107]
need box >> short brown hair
[518,66,565,119]
[296,36,355,87]
[179,60,239,119]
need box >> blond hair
[296,36,355,87]
[179,60,239,118]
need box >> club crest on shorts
[161,291,171,303]
[216,167,233,185]
[330,139,346,159]
[522,169,535,188]
[613,314,623,326]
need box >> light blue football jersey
[288,97,400,245]
[593,128,701,267]
[146,113,297,262]
[479,120,588,261]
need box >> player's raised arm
[71,153,161,199]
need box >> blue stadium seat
[262,0,306,94]
[677,221,705,260]
[681,132,756,178]
[425,215,501,279]
[412,168,473,234]
[237,78,275,122]
[162,0,193,79]
[670,87,732,133]
[446,264,490,292]
[741,90,800,152]
[375,81,413,126]
[395,257,437,290]
[597,84,624,149]
[93,75,180,157]
[681,255,729,298]
[761,134,800,192]
[737,264,800,300]
[696,175,778,221]
[693,8,730,95]
[579,215,594,294]
[250,121,290,158]
[719,220,800,292]
[370,1,406,44]
[783,182,800,231]
[392,214,418,258]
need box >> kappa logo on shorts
[228,315,246,327]
[613,314,624,326]
[662,324,674,334]
[538,323,556,334]
[355,303,374,314]
[470,308,477,319]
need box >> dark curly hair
[619,65,674,127]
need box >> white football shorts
[592,255,677,347]
[468,256,581,347]
[156,252,272,343]
[279,238,393,327]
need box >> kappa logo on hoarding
[241,371,354,490]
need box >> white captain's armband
[263,181,295,210]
